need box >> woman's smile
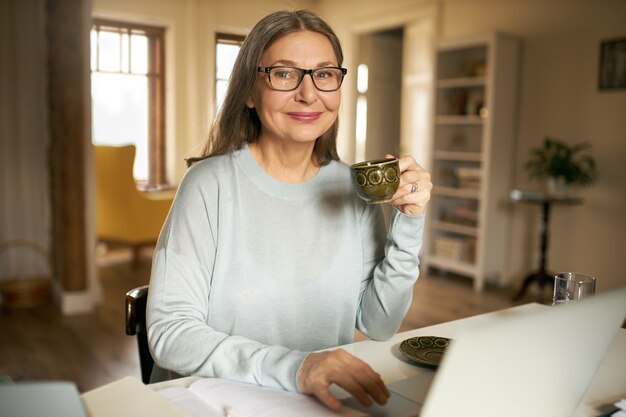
[287,111,322,122]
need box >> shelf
[435,115,485,125]
[431,220,478,236]
[426,255,477,277]
[426,33,520,291]
[432,186,480,199]
[433,151,482,162]
[437,77,486,89]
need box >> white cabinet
[423,33,520,291]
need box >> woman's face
[248,30,341,148]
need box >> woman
[147,9,432,411]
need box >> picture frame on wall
[598,37,626,91]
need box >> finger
[385,153,416,175]
[309,382,344,411]
[298,350,389,409]
[350,362,389,404]
[332,360,389,406]
[390,186,431,216]
[396,171,431,198]
[394,185,431,205]
[340,379,373,407]
[397,155,420,174]
[357,372,389,405]
[398,164,427,186]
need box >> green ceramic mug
[350,157,400,204]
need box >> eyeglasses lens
[268,67,344,91]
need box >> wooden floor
[0,248,532,393]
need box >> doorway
[356,28,404,162]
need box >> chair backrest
[94,144,173,244]
[125,285,153,384]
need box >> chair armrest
[125,285,149,336]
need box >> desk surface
[148,303,625,417]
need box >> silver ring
[411,182,419,193]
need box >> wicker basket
[434,236,466,262]
[0,240,52,308]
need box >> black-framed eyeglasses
[257,66,348,92]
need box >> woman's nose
[294,74,318,102]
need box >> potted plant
[525,137,598,195]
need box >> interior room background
[1,0,625,315]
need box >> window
[215,33,245,112]
[355,63,369,162]
[90,20,166,188]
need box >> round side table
[510,189,583,302]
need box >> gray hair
[187,9,344,166]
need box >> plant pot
[546,176,569,197]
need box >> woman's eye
[316,69,338,80]
[274,70,295,79]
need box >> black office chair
[125,285,153,383]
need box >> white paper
[157,386,222,417]
[157,378,368,417]
[82,376,195,417]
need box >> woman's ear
[246,96,255,109]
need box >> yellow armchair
[94,145,173,265]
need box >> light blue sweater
[147,144,424,392]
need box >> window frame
[91,19,167,189]
[215,32,245,111]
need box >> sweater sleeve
[146,165,307,392]
[355,206,424,340]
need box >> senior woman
[147,9,432,411]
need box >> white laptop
[344,286,626,417]
[0,381,89,417]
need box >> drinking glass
[552,272,596,305]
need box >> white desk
[149,303,626,416]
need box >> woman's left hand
[387,154,432,216]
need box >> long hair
[186,9,344,167]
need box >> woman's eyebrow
[266,60,338,68]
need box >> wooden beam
[46,0,88,291]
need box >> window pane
[130,34,148,74]
[356,96,368,162]
[98,31,121,72]
[216,43,240,79]
[91,72,149,180]
[216,80,229,112]
[121,33,130,73]
[216,42,241,112]
[357,64,369,94]
[90,30,98,70]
